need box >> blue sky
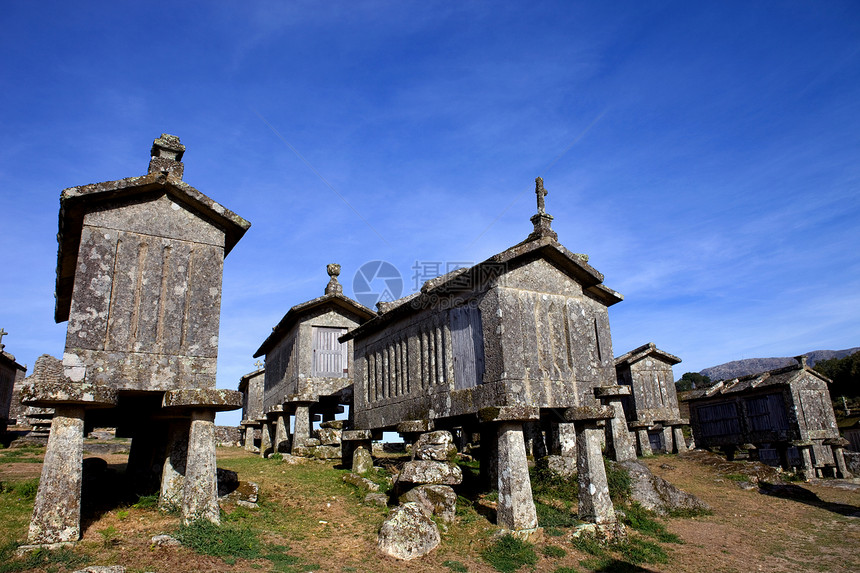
[1,1,858,426]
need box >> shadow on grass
[758,482,860,517]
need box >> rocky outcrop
[618,460,710,515]
[401,484,457,523]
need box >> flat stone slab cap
[162,388,242,411]
[287,393,317,403]
[21,381,117,408]
[823,437,850,447]
[342,429,374,441]
[240,420,261,427]
[594,385,632,398]
[477,406,540,422]
[663,418,689,426]
[628,419,654,429]
[564,405,615,421]
[790,440,813,447]
[396,420,434,433]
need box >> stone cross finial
[536,177,547,214]
[325,263,343,295]
[254,360,263,369]
[148,133,186,179]
[527,177,557,242]
[0,327,6,351]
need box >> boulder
[377,502,441,560]
[353,446,374,475]
[401,484,457,523]
[320,420,345,430]
[343,473,380,492]
[414,431,456,461]
[618,460,710,515]
[150,534,181,547]
[398,460,462,486]
[364,492,389,507]
[541,455,576,479]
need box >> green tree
[675,372,711,392]
[814,351,860,400]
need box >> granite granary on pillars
[239,367,265,452]
[0,330,28,433]
[20,134,250,546]
[614,343,688,456]
[253,265,375,458]
[685,356,851,479]
[342,178,630,534]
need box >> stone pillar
[575,421,616,525]
[275,413,289,453]
[496,422,538,531]
[832,447,851,478]
[558,422,577,459]
[243,426,255,452]
[292,404,311,453]
[523,421,547,459]
[797,444,814,481]
[661,426,673,454]
[182,410,219,525]
[260,420,272,458]
[633,425,653,456]
[159,420,189,511]
[28,406,85,544]
[594,387,636,462]
[672,426,687,453]
[342,430,374,475]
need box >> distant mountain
[698,347,860,382]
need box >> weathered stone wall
[215,425,241,446]
[0,356,22,423]
[353,257,616,430]
[241,370,265,421]
[627,357,680,422]
[62,193,225,391]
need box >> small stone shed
[0,331,28,432]
[685,356,851,479]
[615,343,688,456]
[342,179,632,532]
[238,367,265,451]
[21,134,250,546]
[253,265,375,456]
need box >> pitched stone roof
[615,342,681,367]
[342,234,623,342]
[683,357,830,401]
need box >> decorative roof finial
[148,133,186,179]
[0,327,7,352]
[527,177,557,241]
[536,176,547,215]
[325,263,343,295]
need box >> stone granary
[685,356,851,479]
[0,329,28,432]
[238,367,265,452]
[20,134,250,546]
[342,178,630,533]
[253,265,375,456]
[615,343,688,456]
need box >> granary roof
[54,135,251,323]
[253,266,376,358]
[238,367,265,392]
[614,342,681,368]
[0,350,27,372]
[683,356,830,402]
[342,232,623,342]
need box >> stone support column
[342,430,374,474]
[661,426,673,454]
[159,420,190,511]
[260,420,272,458]
[672,426,687,453]
[243,426,255,452]
[632,424,653,456]
[275,412,289,453]
[28,406,85,544]
[594,387,636,462]
[292,404,312,453]
[797,443,814,481]
[497,422,538,531]
[824,438,853,479]
[565,406,617,526]
[182,409,219,525]
[575,421,616,525]
[558,422,577,459]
